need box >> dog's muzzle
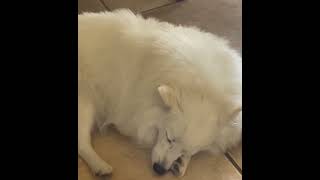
[153,163,167,175]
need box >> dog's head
[151,84,241,176]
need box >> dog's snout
[153,163,167,175]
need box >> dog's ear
[226,98,242,123]
[157,84,180,110]
[226,97,242,121]
[229,106,242,120]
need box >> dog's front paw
[171,161,184,177]
[91,162,113,176]
[170,155,191,177]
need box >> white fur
[78,9,242,177]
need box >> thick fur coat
[78,9,242,177]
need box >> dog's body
[78,9,242,177]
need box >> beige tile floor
[78,0,242,179]
[101,0,176,13]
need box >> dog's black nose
[153,163,166,175]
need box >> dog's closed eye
[166,130,175,143]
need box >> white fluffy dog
[78,9,242,177]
